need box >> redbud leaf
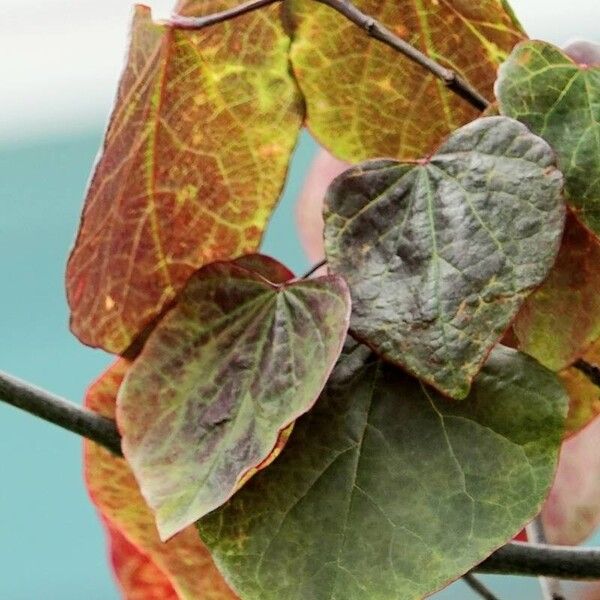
[117,255,351,540]
[287,0,525,161]
[496,40,600,236]
[324,117,565,399]
[198,343,567,600]
[67,5,303,353]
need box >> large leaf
[198,343,567,600]
[67,4,303,353]
[287,0,525,162]
[496,40,600,236]
[84,360,237,600]
[543,415,600,546]
[324,117,565,399]
[117,255,351,540]
[513,212,600,371]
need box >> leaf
[512,212,600,371]
[107,522,179,600]
[324,116,565,399]
[559,340,600,437]
[496,40,600,236]
[117,255,351,540]
[287,0,525,162]
[84,360,237,600]
[197,343,567,600]
[67,4,304,354]
[542,413,600,545]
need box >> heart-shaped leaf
[513,211,600,371]
[496,40,600,236]
[84,360,237,600]
[287,0,524,161]
[197,343,567,600]
[117,255,351,540]
[324,116,565,399]
[67,5,303,354]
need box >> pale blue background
[0,0,598,597]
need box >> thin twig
[527,517,567,600]
[0,370,122,456]
[170,0,280,29]
[170,0,490,111]
[301,258,327,279]
[463,573,501,600]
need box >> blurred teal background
[1,0,599,598]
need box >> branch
[0,370,122,456]
[4,372,600,582]
[478,542,600,580]
[170,0,490,112]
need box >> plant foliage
[63,0,600,598]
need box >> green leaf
[324,117,565,399]
[496,40,600,236]
[117,255,351,540]
[198,343,567,600]
[287,0,525,161]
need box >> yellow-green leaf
[287,0,525,162]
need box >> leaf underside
[117,255,351,540]
[67,4,304,354]
[198,342,567,600]
[324,116,565,399]
[84,360,237,600]
[287,0,525,162]
[496,40,600,236]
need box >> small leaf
[542,414,600,545]
[67,5,303,353]
[496,40,600,236]
[513,211,600,371]
[287,0,525,161]
[198,343,567,600]
[324,117,565,398]
[117,255,351,540]
[84,361,237,600]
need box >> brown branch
[169,0,490,111]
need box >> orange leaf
[67,5,303,354]
[84,360,237,600]
[514,211,600,372]
[107,522,178,600]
